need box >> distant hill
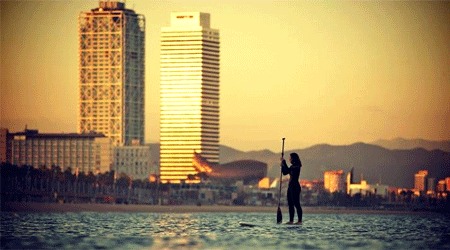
[219,143,450,189]
[149,142,450,189]
[371,138,450,152]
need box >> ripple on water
[2,212,450,249]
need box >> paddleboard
[239,222,261,227]
[239,222,301,227]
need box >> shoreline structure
[1,202,430,214]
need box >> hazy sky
[1,1,449,151]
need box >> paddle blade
[277,206,282,224]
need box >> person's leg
[287,188,294,223]
[296,202,302,223]
[294,187,302,223]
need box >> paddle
[277,138,285,224]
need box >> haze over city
[1,0,449,151]
[1,3,450,249]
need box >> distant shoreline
[1,202,434,215]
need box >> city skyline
[1,1,449,152]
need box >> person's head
[290,153,302,166]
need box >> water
[1,212,449,249]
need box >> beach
[1,202,426,214]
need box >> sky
[1,0,449,152]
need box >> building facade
[414,170,428,193]
[9,129,112,174]
[113,145,153,180]
[347,179,389,198]
[0,128,11,163]
[78,1,145,146]
[447,177,450,192]
[324,170,345,193]
[345,168,388,197]
[427,177,436,195]
[160,12,220,183]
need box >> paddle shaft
[278,138,285,206]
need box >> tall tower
[160,12,220,183]
[78,1,145,146]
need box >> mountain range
[149,138,450,189]
[371,138,450,152]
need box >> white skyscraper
[78,1,145,146]
[160,12,220,183]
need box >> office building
[324,170,345,193]
[78,1,145,146]
[160,12,220,183]
[427,177,436,195]
[437,179,446,193]
[414,170,428,193]
[9,129,112,174]
[113,144,152,180]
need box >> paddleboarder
[280,152,303,224]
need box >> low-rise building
[113,145,152,180]
[346,168,388,198]
[446,177,450,192]
[0,128,12,163]
[347,180,389,197]
[8,129,112,174]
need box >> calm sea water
[1,211,449,249]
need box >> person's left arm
[281,159,290,175]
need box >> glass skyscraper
[78,1,145,146]
[160,12,220,183]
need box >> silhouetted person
[281,152,302,224]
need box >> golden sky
[1,1,449,151]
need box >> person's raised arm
[280,158,289,175]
